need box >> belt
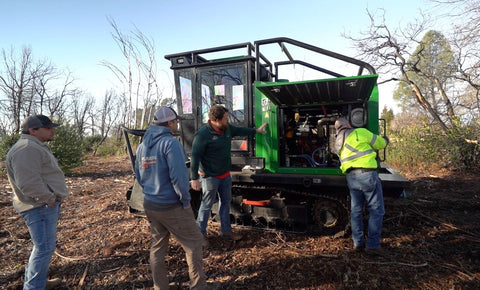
[346,168,376,174]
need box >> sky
[0,0,448,113]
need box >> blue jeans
[19,202,61,290]
[346,171,385,249]
[196,175,232,236]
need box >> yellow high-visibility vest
[338,128,387,174]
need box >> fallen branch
[283,249,339,259]
[102,266,123,273]
[55,250,88,261]
[442,263,479,282]
[366,261,428,267]
[464,138,479,145]
[79,264,89,287]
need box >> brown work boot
[353,245,364,253]
[221,232,243,241]
[206,281,222,289]
[46,278,62,289]
[365,247,388,257]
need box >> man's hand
[256,122,268,134]
[190,179,201,191]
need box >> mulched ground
[1,155,480,289]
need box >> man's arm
[371,133,388,150]
[167,141,191,208]
[190,132,205,191]
[134,145,144,187]
[10,147,56,204]
[231,122,268,137]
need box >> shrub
[387,120,480,173]
[49,122,85,173]
[0,134,20,161]
[83,135,104,153]
[444,125,480,170]
[94,137,126,157]
[0,134,20,176]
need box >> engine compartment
[277,105,366,169]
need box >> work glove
[383,136,390,145]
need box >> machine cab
[165,43,265,169]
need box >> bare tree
[343,9,462,134]
[343,3,480,169]
[71,91,95,135]
[42,71,76,119]
[0,46,76,134]
[98,90,120,138]
[0,47,36,133]
[101,18,164,130]
[132,28,162,128]
[101,19,134,128]
[86,90,123,155]
[442,1,480,121]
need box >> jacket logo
[141,156,157,170]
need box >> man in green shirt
[190,105,267,240]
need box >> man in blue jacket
[135,107,206,290]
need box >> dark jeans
[196,175,232,236]
[346,170,385,249]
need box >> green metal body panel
[367,86,380,135]
[254,75,379,175]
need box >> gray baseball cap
[21,115,60,133]
[153,107,182,124]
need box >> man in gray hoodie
[135,107,206,290]
[6,114,69,289]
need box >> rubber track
[231,184,350,235]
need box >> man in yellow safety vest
[333,117,389,256]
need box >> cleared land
[1,155,480,289]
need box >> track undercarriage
[207,184,350,236]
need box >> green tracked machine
[122,37,410,235]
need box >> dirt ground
[1,155,480,289]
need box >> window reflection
[200,64,246,124]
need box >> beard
[219,123,228,131]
